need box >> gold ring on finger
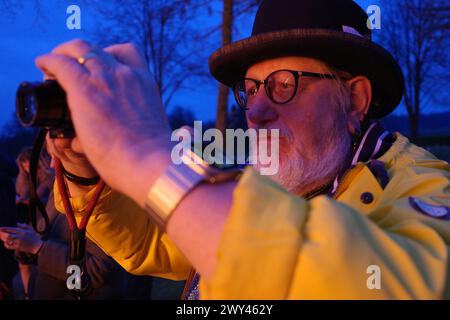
[77,52,98,65]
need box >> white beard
[253,122,351,196]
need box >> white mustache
[254,128,293,143]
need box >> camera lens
[16,80,70,128]
[22,93,38,124]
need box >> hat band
[342,25,364,38]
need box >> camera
[16,80,74,138]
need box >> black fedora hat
[208,0,405,119]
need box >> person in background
[12,147,56,298]
[15,147,54,213]
[0,216,154,300]
[2,147,155,300]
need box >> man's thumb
[35,53,88,92]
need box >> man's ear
[346,76,372,135]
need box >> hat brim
[208,29,404,119]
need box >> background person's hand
[0,224,43,254]
[35,40,173,204]
[45,134,97,179]
[46,135,100,197]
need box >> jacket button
[360,192,374,204]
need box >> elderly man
[38,0,449,299]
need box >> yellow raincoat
[54,133,450,299]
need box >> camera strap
[29,128,50,235]
[53,157,105,298]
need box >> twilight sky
[0,0,418,131]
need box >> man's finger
[51,38,95,57]
[0,227,24,235]
[35,53,89,93]
[53,137,75,151]
[71,138,84,154]
[46,132,85,160]
[0,227,13,234]
[0,231,9,241]
[104,43,148,69]
[45,135,68,161]
[45,134,57,157]
[52,39,117,72]
[6,234,17,241]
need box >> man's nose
[246,91,278,126]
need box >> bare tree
[215,0,262,133]
[0,0,19,11]
[215,0,233,134]
[0,0,47,22]
[90,0,211,108]
[380,0,450,141]
[435,6,450,29]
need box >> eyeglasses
[233,69,335,110]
